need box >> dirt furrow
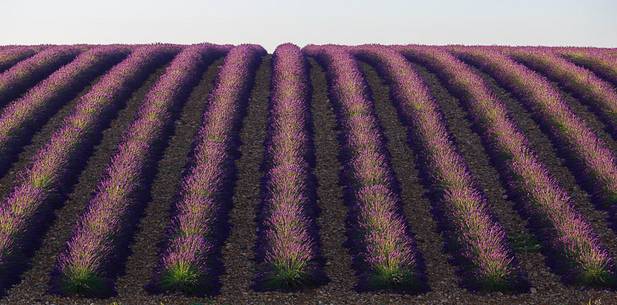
[215,55,270,302]
[306,59,355,294]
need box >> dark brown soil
[215,55,271,301]
[358,62,460,296]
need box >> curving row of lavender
[56,44,229,295]
[0,45,178,288]
[560,48,617,87]
[259,44,319,288]
[0,46,82,106]
[453,47,617,209]
[0,47,37,73]
[355,46,513,288]
[304,45,418,289]
[158,44,266,294]
[399,46,614,284]
[0,46,130,167]
[509,48,617,135]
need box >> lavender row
[259,44,318,288]
[0,46,82,106]
[0,45,179,286]
[399,46,613,284]
[0,47,37,72]
[158,45,266,294]
[509,48,617,134]
[354,45,513,288]
[56,44,228,295]
[304,45,417,289]
[0,46,130,166]
[560,48,617,87]
[452,47,617,207]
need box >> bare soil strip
[215,55,271,302]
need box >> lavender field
[0,44,616,304]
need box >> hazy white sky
[2,0,616,52]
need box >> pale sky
[2,0,616,52]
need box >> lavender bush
[259,43,319,288]
[158,44,266,294]
[398,45,613,285]
[0,45,179,289]
[354,45,513,289]
[56,44,229,295]
[0,46,81,106]
[453,47,617,209]
[0,46,130,164]
[304,45,418,289]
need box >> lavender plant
[0,46,130,165]
[0,47,36,72]
[259,43,319,288]
[560,48,617,87]
[509,48,617,135]
[453,47,617,208]
[0,46,81,106]
[398,45,614,285]
[0,45,179,289]
[158,44,266,294]
[56,44,229,295]
[354,45,513,289]
[304,45,418,289]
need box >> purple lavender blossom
[0,46,130,163]
[0,45,179,288]
[435,45,614,284]
[303,45,417,289]
[509,48,617,141]
[260,44,318,288]
[158,44,266,294]
[56,44,229,295]
[560,48,617,88]
[0,46,82,105]
[452,47,617,214]
[353,45,513,288]
[0,47,37,72]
